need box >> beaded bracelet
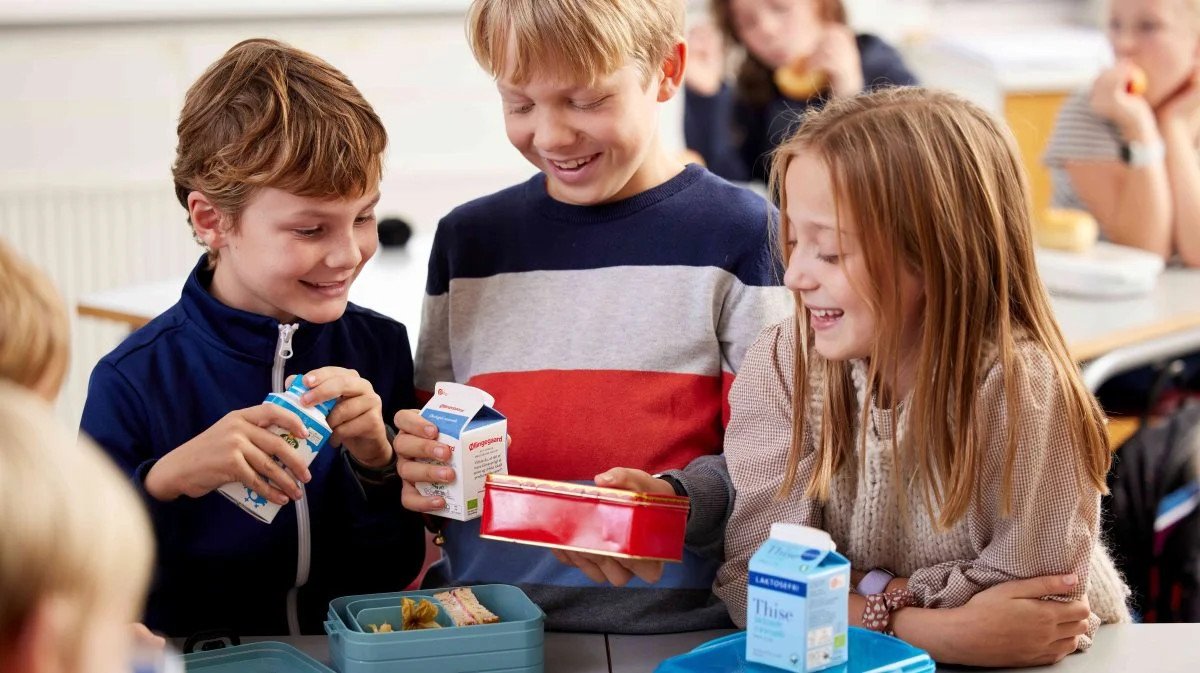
[862,588,916,636]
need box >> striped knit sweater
[414,164,793,633]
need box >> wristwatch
[856,568,896,596]
[1119,138,1165,167]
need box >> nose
[1110,27,1138,59]
[532,108,577,155]
[783,248,818,294]
[326,227,364,270]
[757,13,781,44]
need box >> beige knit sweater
[715,320,1132,647]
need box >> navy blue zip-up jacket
[80,258,424,637]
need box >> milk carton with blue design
[217,379,335,524]
[747,523,850,672]
[415,382,508,521]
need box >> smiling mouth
[301,279,349,293]
[548,154,599,171]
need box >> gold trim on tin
[485,474,690,510]
[478,533,684,563]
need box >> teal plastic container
[325,584,545,673]
[182,642,334,673]
[654,628,936,673]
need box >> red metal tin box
[479,474,690,562]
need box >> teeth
[553,156,591,170]
[812,309,842,319]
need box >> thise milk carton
[415,382,508,521]
[747,523,850,672]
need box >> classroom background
[0,0,1134,428]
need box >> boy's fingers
[300,367,351,387]
[246,425,311,484]
[394,432,451,462]
[394,409,439,438]
[400,482,445,512]
[243,445,303,500]
[300,376,358,407]
[244,403,307,437]
[326,395,376,429]
[398,459,455,485]
[237,453,294,505]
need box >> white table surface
[1051,270,1200,358]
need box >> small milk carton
[747,523,850,672]
[415,382,508,521]
[217,380,336,524]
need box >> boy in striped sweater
[391,0,791,633]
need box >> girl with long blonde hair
[563,87,1134,667]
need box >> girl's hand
[685,20,725,96]
[1090,61,1157,140]
[808,25,863,98]
[594,467,675,494]
[548,468,678,585]
[1156,65,1200,138]
[941,575,1091,667]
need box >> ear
[657,39,687,103]
[187,191,231,251]
[6,599,70,673]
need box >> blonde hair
[770,88,1111,528]
[0,238,69,399]
[172,38,387,266]
[0,382,154,666]
[466,0,684,85]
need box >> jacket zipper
[272,323,310,637]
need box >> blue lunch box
[182,642,334,673]
[326,584,545,673]
[654,627,936,673]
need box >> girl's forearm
[1161,119,1200,265]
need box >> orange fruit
[1126,66,1148,96]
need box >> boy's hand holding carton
[294,367,393,468]
[393,382,509,520]
[143,403,313,505]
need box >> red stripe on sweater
[721,370,734,429]
[467,370,725,481]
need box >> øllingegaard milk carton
[747,523,850,672]
[217,379,336,524]
[415,382,508,521]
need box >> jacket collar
[179,256,329,363]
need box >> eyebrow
[291,193,381,220]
